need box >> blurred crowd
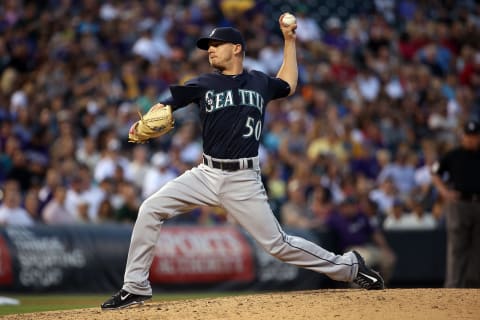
[1,0,479,238]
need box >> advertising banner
[0,234,13,286]
[0,224,132,292]
[150,226,254,284]
[0,225,446,292]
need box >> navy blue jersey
[165,70,290,159]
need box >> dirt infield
[3,289,479,320]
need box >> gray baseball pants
[123,157,358,295]
[445,200,480,288]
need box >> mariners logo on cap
[196,27,246,51]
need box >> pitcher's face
[207,41,239,71]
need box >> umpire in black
[431,120,480,288]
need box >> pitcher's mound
[4,289,480,320]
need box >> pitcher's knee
[263,235,289,258]
[138,197,170,221]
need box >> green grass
[0,294,103,315]
[0,292,240,316]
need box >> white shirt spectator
[99,1,119,21]
[295,14,322,43]
[414,164,432,187]
[93,140,132,183]
[43,200,77,225]
[142,152,177,199]
[171,122,203,165]
[369,189,395,216]
[10,89,28,114]
[384,212,437,230]
[385,77,404,99]
[82,184,108,223]
[132,25,171,63]
[259,40,284,76]
[0,205,34,226]
[0,188,34,226]
[65,188,89,222]
[375,0,396,24]
[378,163,416,197]
[180,141,202,165]
[357,72,381,102]
[244,56,268,74]
[76,136,101,172]
[127,145,151,191]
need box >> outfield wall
[0,225,446,293]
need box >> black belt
[203,156,254,171]
[460,193,480,202]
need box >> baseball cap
[463,120,480,135]
[196,27,246,51]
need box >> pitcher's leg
[122,200,164,296]
[123,167,220,295]
[222,191,358,282]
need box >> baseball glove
[128,104,174,143]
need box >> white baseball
[282,13,296,26]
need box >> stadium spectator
[23,189,41,222]
[369,176,397,216]
[322,16,349,52]
[307,124,348,164]
[278,110,309,178]
[320,158,346,204]
[132,21,171,63]
[142,151,177,199]
[97,198,116,223]
[294,6,322,44]
[308,185,334,230]
[42,185,77,225]
[259,35,284,76]
[377,144,417,200]
[0,181,34,226]
[114,182,141,223]
[64,175,90,223]
[281,178,318,230]
[76,136,101,172]
[413,140,438,211]
[127,145,151,192]
[171,121,203,167]
[93,137,132,184]
[383,196,437,230]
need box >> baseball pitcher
[102,13,384,310]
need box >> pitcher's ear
[234,43,243,55]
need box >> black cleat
[101,289,152,310]
[352,251,385,290]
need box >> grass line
[0,292,245,316]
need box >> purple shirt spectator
[326,201,375,251]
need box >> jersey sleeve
[162,77,206,110]
[268,77,291,100]
[250,70,291,100]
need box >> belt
[460,193,480,202]
[203,155,254,171]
